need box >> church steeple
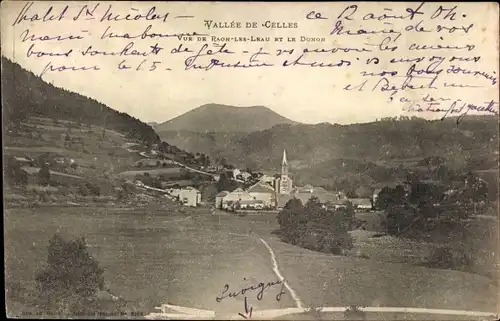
[276,149,292,195]
[281,149,288,176]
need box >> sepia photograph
[2,1,499,320]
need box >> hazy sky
[1,1,498,124]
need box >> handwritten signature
[216,278,286,303]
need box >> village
[131,148,374,214]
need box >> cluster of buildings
[215,150,373,212]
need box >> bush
[35,234,104,316]
[427,246,473,271]
[79,182,100,196]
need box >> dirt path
[149,231,299,319]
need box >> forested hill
[1,57,159,144]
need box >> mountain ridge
[158,116,498,187]
[2,57,159,144]
[155,103,300,133]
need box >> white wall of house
[179,189,198,207]
[248,192,275,207]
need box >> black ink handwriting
[216,279,285,302]
[40,61,100,78]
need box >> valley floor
[4,205,498,319]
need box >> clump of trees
[375,172,489,235]
[216,172,238,192]
[35,234,105,316]
[277,197,354,255]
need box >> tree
[35,234,104,316]
[38,164,51,186]
[277,198,305,244]
[436,165,451,184]
[375,185,406,210]
[463,172,489,213]
[375,187,394,210]
[216,172,237,192]
[5,157,28,187]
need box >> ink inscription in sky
[2,1,499,123]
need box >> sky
[1,1,498,125]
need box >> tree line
[375,172,489,235]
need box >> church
[274,150,293,195]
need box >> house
[259,174,275,185]
[247,183,276,208]
[221,188,254,210]
[349,198,373,211]
[232,168,241,178]
[175,187,201,207]
[13,156,35,166]
[215,191,229,209]
[276,185,343,210]
[236,171,252,182]
[323,199,350,211]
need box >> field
[4,206,295,317]
[5,205,498,318]
[118,168,183,179]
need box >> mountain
[155,104,299,133]
[2,57,159,144]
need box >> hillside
[159,117,498,187]
[1,57,159,144]
[2,57,218,207]
[155,103,299,133]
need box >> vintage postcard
[2,1,499,320]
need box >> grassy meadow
[4,206,294,317]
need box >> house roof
[325,199,350,206]
[224,188,254,200]
[277,188,342,208]
[183,186,200,193]
[247,183,275,193]
[276,195,294,208]
[216,191,229,197]
[349,198,372,207]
